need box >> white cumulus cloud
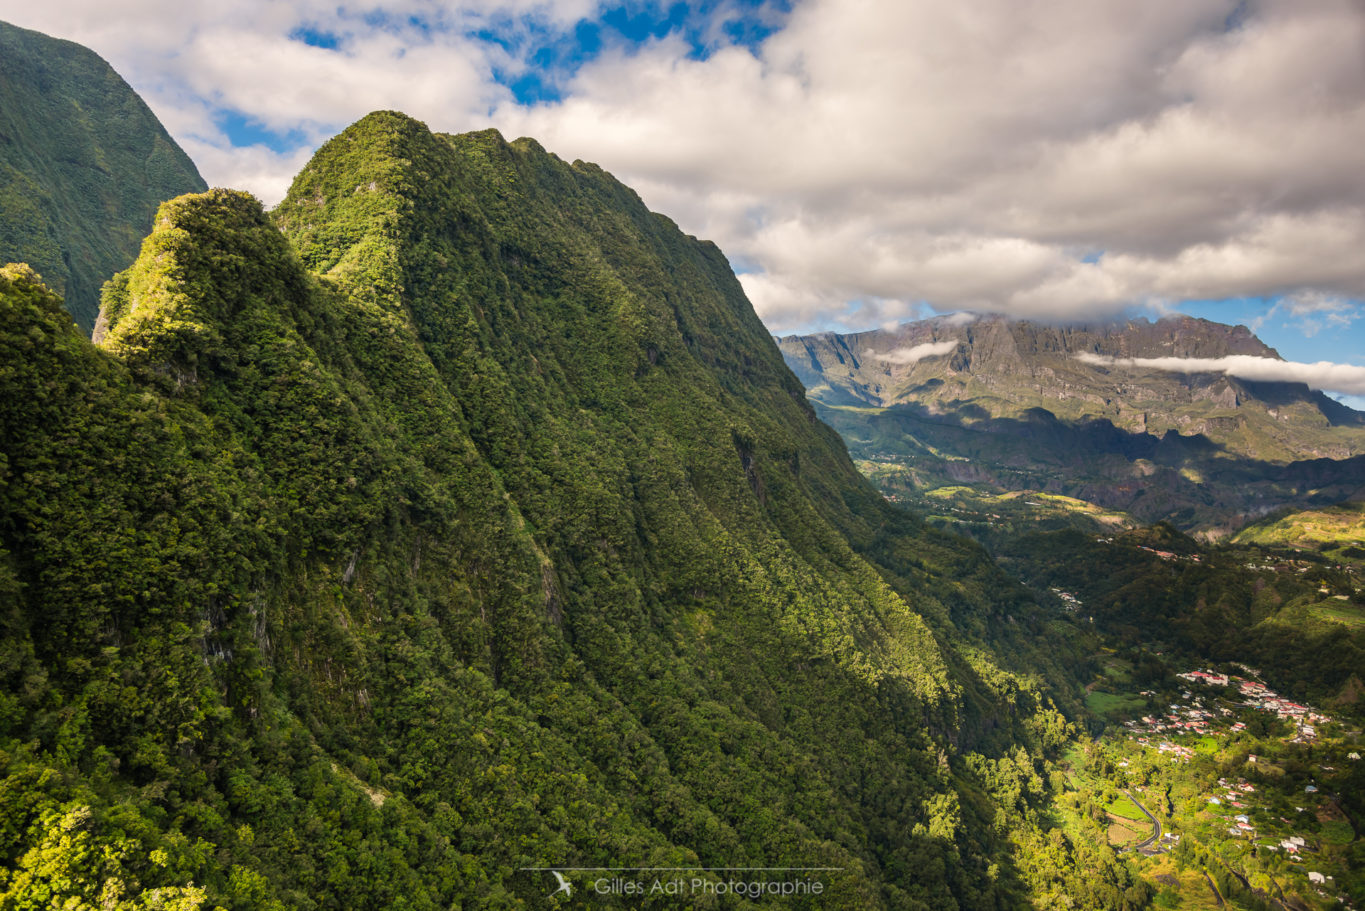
[1074,352,1365,397]
[497,0,1365,332]
[878,340,960,366]
[5,0,1364,334]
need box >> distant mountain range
[778,316,1365,535]
[0,19,205,330]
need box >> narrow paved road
[1123,789,1161,853]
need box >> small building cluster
[1175,669,1332,741]
[1178,670,1228,687]
[1049,587,1082,611]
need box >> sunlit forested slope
[0,112,1140,909]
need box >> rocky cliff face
[781,315,1365,534]
[779,315,1363,464]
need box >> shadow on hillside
[1237,380,1365,427]
[816,400,1365,530]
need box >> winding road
[1118,792,1301,909]
[1122,789,1162,853]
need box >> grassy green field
[1102,657,1134,684]
[1086,690,1146,716]
[1107,821,1142,846]
[1108,795,1147,822]
[1234,501,1365,547]
[1308,600,1365,629]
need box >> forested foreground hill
[0,113,1136,909]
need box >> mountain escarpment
[0,113,1105,909]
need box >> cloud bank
[4,0,1364,336]
[498,0,1365,332]
[878,340,959,366]
[1075,352,1365,397]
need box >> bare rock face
[777,314,1363,464]
[779,315,1365,532]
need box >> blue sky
[208,2,793,150]
[1176,298,1365,364]
[1177,298,1365,409]
[3,0,1362,404]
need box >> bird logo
[549,870,572,900]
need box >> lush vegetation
[1057,653,1365,909]
[954,521,1365,908]
[0,18,205,331]
[780,271,1365,911]
[992,526,1364,718]
[0,112,1127,908]
[1234,500,1365,553]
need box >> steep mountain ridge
[0,113,1114,909]
[0,18,206,331]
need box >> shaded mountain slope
[0,113,1108,910]
[818,402,1365,533]
[0,18,206,331]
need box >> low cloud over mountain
[1075,352,1365,397]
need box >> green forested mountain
[0,19,206,332]
[0,112,1135,909]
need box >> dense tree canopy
[0,113,1098,909]
[0,18,206,332]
